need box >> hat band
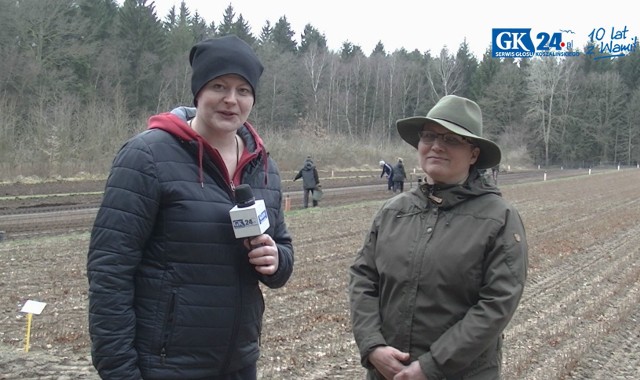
[434,117,474,135]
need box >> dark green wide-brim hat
[396,95,501,169]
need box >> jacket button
[426,227,433,233]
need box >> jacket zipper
[160,289,177,365]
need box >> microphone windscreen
[235,184,255,207]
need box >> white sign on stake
[21,300,47,353]
[21,300,47,315]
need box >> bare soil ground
[1,168,639,379]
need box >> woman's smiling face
[417,123,480,184]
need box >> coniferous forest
[1,0,639,180]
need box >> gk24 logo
[233,218,256,228]
[492,28,572,58]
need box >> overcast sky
[146,0,637,59]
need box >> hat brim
[396,116,501,169]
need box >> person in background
[392,157,406,193]
[478,167,489,185]
[293,155,320,208]
[87,35,294,380]
[349,95,528,380]
[379,160,394,191]
[492,164,500,184]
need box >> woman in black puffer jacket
[87,35,294,380]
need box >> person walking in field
[392,157,406,193]
[379,160,394,191]
[293,156,320,208]
[349,95,528,380]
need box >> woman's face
[195,74,254,133]
[417,123,480,185]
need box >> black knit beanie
[189,35,264,106]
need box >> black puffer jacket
[87,111,294,379]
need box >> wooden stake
[24,313,32,352]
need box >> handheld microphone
[229,184,270,239]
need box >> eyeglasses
[418,130,471,147]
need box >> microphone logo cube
[259,209,268,224]
[230,199,270,238]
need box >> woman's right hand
[368,346,410,379]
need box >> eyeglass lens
[418,131,466,146]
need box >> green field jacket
[349,170,528,380]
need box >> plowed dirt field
[1,168,639,379]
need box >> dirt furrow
[566,296,640,379]
[503,225,640,379]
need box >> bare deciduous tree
[426,47,464,100]
[301,42,328,134]
[526,57,565,166]
[580,71,625,163]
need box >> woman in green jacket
[349,95,528,380]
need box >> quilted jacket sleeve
[87,136,160,379]
[256,157,294,289]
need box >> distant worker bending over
[379,160,394,191]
